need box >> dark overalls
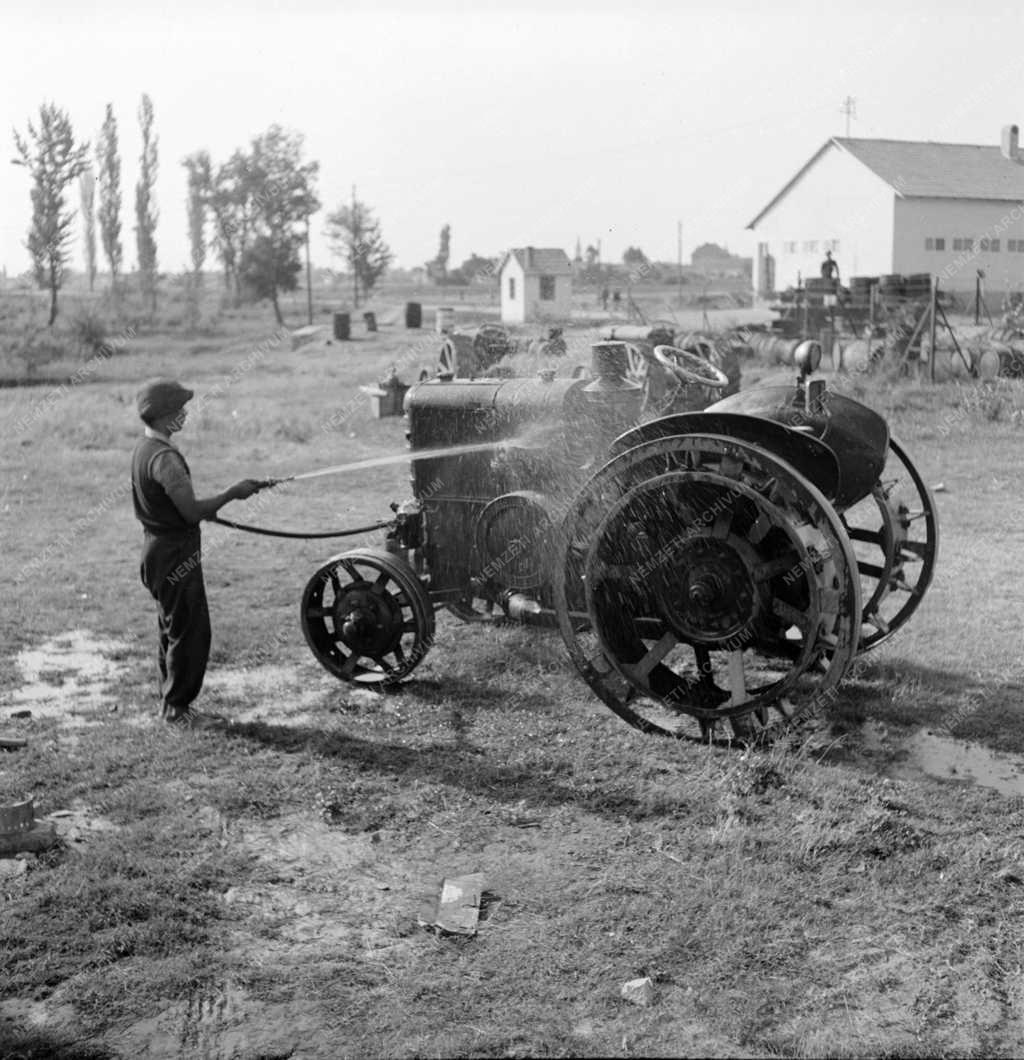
[130,436,211,719]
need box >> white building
[498,247,572,324]
[748,126,1024,299]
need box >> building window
[1009,239,1024,252]
[991,239,1000,252]
[508,277,516,300]
[783,241,797,254]
[953,237,975,252]
[539,275,556,301]
[926,237,946,251]
[980,238,991,251]
[935,237,945,251]
[925,238,934,250]
[802,240,818,253]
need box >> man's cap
[136,378,194,420]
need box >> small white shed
[498,247,572,324]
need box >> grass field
[2,284,1024,1058]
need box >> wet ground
[8,628,1024,803]
[860,720,1024,800]
[6,628,1024,1058]
[6,629,131,724]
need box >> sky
[2,0,1023,277]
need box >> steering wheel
[653,345,730,389]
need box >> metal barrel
[333,311,351,341]
[950,348,972,377]
[977,348,1001,381]
[405,301,422,328]
[772,337,801,365]
[745,331,777,358]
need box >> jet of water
[273,438,530,484]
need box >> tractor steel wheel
[301,548,435,686]
[552,434,861,742]
[841,436,939,652]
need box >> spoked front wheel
[841,437,939,652]
[301,548,435,686]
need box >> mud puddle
[861,720,1024,798]
[3,629,131,725]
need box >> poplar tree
[96,104,123,291]
[182,151,209,329]
[80,166,97,292]
[135,93,159,314]
[12,103,89,325]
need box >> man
[820,250,840,286]
[131,378,270,728]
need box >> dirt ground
[4,290,1024,1058]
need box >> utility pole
[677,220,683,307]
[840,96,857,137]
[304,210,313,326]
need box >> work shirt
[131,428,200,592]
[131,428,194,536]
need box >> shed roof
[501,247,572,275]
[748,136,1024,228]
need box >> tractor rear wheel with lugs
[552,433,861,742]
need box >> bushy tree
[238,234,301,323]
[244,127,318,321]
[203,151,247,296]
[324,197,393,306]
[96,104,122,290]
[450,253,498,285]
[135,93,159,314]
[622,246,649,268]
[13,103,89,325]
[196,127,317,318]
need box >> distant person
[612,289,622,313]
[820,250,840,288]
[601,285,610,311]
[130,379,272,729]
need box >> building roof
[500,247,572,274]
[748,136,1024,229]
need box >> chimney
[1001,124,1019,161]
[526,246,534,268]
